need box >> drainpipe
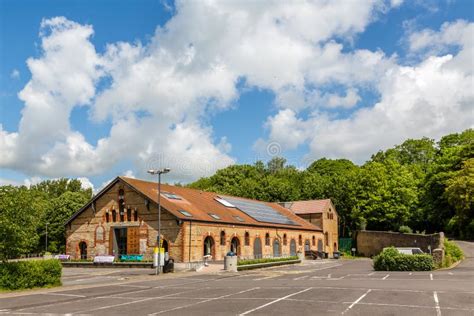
[188,221,192,263]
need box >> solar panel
[221,196,299,226]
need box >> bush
[442,239,464,268]
[238,256,298,266]
[0,259,62,290]
[373,247,434,271]
[398,225,413,234]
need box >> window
[179,210,192,217]
[220,231,226,246]
[298,235,302,246]
[265,233,270,246]
[233,215,245,222]
[325,232,329,246]
[215,197,235,208]
[283,234,287,246]
[134,209,138,221]
[96,226,104,242]
[163,192,182,200]
[245,232,250,246]
[127,208,132,221]
[312,236,316,246]
[208,213,221,220]
[112,210,116,222]
[105,212,110,223]
[118,189,124,199]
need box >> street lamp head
[147,168,171,175]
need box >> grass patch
[238,256,298,266]
[441,239,464,268]
[0,259,62,290]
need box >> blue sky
[0,0,473,190]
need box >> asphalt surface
[1,242,473,315]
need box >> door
[290,239,297,256]
[305,240,310,252]
[79,241,87,259]
[273,239,281,257]
[114,228,127,256]
[253,237,262,259]
[230,237,241,256]
[127,227,140,254]
[203,236,214,257]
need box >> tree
[0,186,41,261]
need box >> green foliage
[0,178,92,259]
[373,247,434,271]
[398,225,413,234]
[442,239,464,268]
[237,256,298,266]
[0,259,62,290]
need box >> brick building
[65,176,324,262]
[280,199,339,256]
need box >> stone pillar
[432,248,444,267]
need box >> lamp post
[148,168,171,275]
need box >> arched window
[96,226,104,242]
[312,236,316,246]
[134,210,138,221]
[79,241,87,260]
[127,208,132,221]
[283,234,287,246]
[203,236,214,257]
[298,235,302,246]
[112,210,117,222]
[220,231,226,246]
[325,232,329,246]
[245,232,250,246]
[105,212,109,223]
[265,233,270,246]
[273,239,281,257]
[118,189,125,222]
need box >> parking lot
[1,242,473,315]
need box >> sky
[0,0,473,191]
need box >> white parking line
[293,275,308,280]
[430,274,434,280]
[342,289,372,314]
[40,292,86,298]
[254,275,279,281]
[368,272,375,276]
[239,287,313,315]
[151,287,260,315]
[448,272,453,275]
[433,291,441,316]
[382,274,390,280]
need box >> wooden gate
[127,227,140,254]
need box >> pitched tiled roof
[65,176,322,231]
[280,199,332,215]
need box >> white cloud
[77,177,94,191]
[10,69,20,79]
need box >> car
[389,247,425,255]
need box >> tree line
[0,179,91,260]
[189,129,473,239]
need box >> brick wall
[66,179,323,262]
[356,230,445,257]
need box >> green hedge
[373,247,434,271]
[0,259,62,290]
[442,239,464,268]
[238,256,298,266]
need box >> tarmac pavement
[1,241,473,315]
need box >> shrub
[373,247,434,271]
[238,256,298,266]
[0,259,62,290]
[398,225,413,234]
[442,239,464,267]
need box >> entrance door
[273,239,281,257]
[203,236,214,257]
[79,241,87,259]
[318,239,323,252]
[290,239,296,256]
[127,227,140,254]
[230,237,241,256]
[114,228,127,256]
[253,237,262,259]
[305,240,310,252]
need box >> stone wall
[356,230,444,257]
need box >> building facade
[280,199,339,255]
[65,177,324,262]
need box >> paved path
[1,243,473,315]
